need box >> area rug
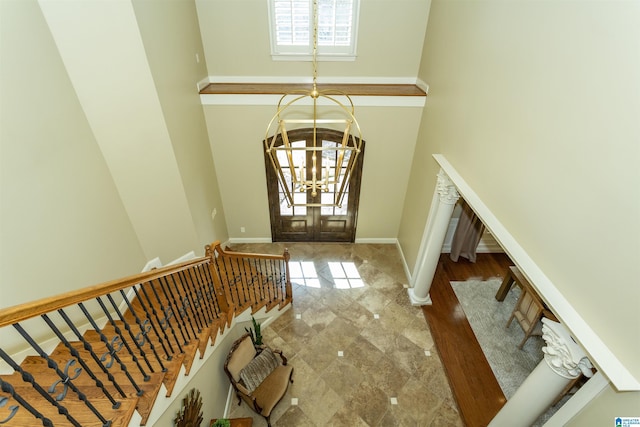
[450,278,544,399]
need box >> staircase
[0,242,292,427]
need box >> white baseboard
[354,237,398,244]
[227,237,273,244]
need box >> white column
[488,319,594,427]
[408,169,460,305]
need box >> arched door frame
[263,127,365,242]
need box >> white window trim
[267,0,360,62]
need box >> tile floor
[227,243,464,427]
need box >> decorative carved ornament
[436,170,460,205]
[541,318,594,379]
[174,388,203,427]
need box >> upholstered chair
[224,333,294,426]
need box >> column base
[408,288,432,306]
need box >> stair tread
[15,351,165,425]
[0,386,137,427]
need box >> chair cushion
[239,348,280,393]
[252,364,294,416]
[227,336,257,382]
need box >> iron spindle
[10,324,111,426]
[95,297,151,381]
[40,314,121,408]
[118,289,168,371]
[77,303,144,397]
[0,375,53,426]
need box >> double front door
[264,128,365,242]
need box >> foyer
[225,242,523,426]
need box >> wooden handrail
[209,241,289,261]
[0,241,290,328]
[0,255,211,328]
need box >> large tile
[321,356,365,398]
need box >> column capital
[541,318,594,379]
[436,170,460,205]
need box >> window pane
[271,0,357,55]
[274,0,309,46]
[293,192,307,215]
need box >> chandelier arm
[265,141,295,207]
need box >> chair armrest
[273,349,288,366]
[236,382,251,396]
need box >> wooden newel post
[283,248,292,301]
[206,242,231,325]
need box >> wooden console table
[210,418,253,427]
[496,265,558,321]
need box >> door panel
[264,128,364,242]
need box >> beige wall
[0,0,146,309]
[154,327,248,425]
[569,383,640,426]
[400,0,640,418]
[203,103,422,240]
[132,0,229,251]
[196,0,430,79]
[36,0,228,262]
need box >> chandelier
[264,0,363,208]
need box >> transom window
[268,0,360,60]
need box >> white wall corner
[197,76,212,92]
[416,78,429,95]
[142,257,163,272]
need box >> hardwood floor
[422,253,514,427]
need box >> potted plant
[211,419,230,427]
[244,316,263,347]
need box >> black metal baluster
[232,257,249,306]
[40,314,120,409]
[118,289,168,370]
[10,325,112,427]
[176,271,205,332]
[146,280,185,353]
[136,284,178,357]
[161,274,196,341]
[217,255,240,307]
[257,258,269,303]
[189,267,212,325]
[158,276,192,344]
[104,294,157,373]
[219,256,237,306]
[193,265,215,324]
[172,272,202,333]
[261,258,273,304]
[273,258,282,302]
[95,297,150,381]
[242,258,253,306]
[57,309,128,399]
[203,261,223,318]
[247,258,260,307]
[275,258,285,302]
[77,303,143,397]
[0,374,53,426]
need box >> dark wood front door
[264,128,365,242]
